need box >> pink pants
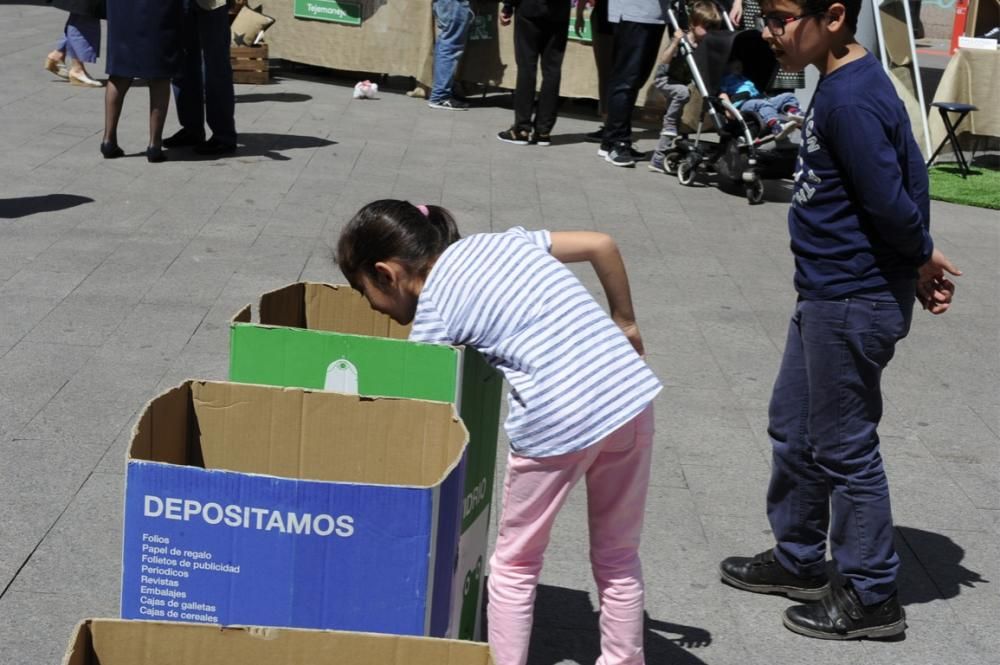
[487,405,655,665]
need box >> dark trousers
[766,285,915,606]
[603,20,664,145]
[173,1,236,144]
[512,13,569,135]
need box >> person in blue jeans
[428,0,475,110]
[719,60,801,138]
[719,0,961,642]
[164,0,237,155]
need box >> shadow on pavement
[896,526,990,606]
[167,133,337,162]
[482,582,712,665]
[0,194,93,219]
[235,92,313,104]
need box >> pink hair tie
[415,204,429,217]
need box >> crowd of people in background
[44,0,237,162]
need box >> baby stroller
[663,2,799,204]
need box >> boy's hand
[916,248,961,314]
[615,319,645,357]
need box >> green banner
[293,0,362,25]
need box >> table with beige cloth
[264,0,671,109]
[927,48,1000,158]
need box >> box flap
[64,619,494,665]
[129,382,199,466]
[143,381,469,487]
[258,282,307,328]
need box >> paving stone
[1,5,998,663]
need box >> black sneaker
[604,142,636,167]
[720,549,830,601]
[194,136,237,156]
[783,583,906,640]
[497,128,531,145]
[163,128,205,148]
[531,131,551,146]
[598,143,644,160]
[427,98,469,111]
[584,126,604,143]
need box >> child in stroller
[660,0,799,204]
[719,60,803,140]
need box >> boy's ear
[825,2,848,32]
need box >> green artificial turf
[928,163,1000,210]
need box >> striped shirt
[409,227,662,458]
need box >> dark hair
[783,0,862,32]
[336,199,461,289]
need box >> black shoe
[427,98,469,111]
[162,128,205,148]
[497,127,531,145]
[584,126,604,143]
[145,145,167,163]
[604,141,637,167]
[720,549,830,601]
[531,131,551,146]
[194,136,237,156]
[783,583,906,640]
[598,142,644,160]
[100,142,124,159]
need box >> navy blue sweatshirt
[789,52,933,299]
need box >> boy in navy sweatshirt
[717,0,961,641]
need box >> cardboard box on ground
[228,282,504,640]
[120,380,469,637]
[63,619,494,665]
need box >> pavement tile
[2,5,999,663]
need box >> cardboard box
[120,380,468,637]
[63,619,494,665]
[229,282,503,640]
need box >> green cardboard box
[230,282,503,640]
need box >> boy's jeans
[430,0,474,103]
[766,284,914,606]
[740,91,798,128]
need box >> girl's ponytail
[336,199,461,289]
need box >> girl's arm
[549,231,645,355]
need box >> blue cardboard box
[120,380,468,637]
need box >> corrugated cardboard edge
[61,618,495,664]
[129,379,470,489]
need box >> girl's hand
[616,319,645,357]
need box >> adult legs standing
[512,13,544,134]
[601,20,664,164]
[101,76,131,157]
[429,0,474,107]
[511,14,569,136]
[170,2,236,151]
[533,17,569,136]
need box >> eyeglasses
[755,12,823,36]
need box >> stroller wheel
[677,159,697,186]
[664,152,680,175]
[746,179,765,205]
